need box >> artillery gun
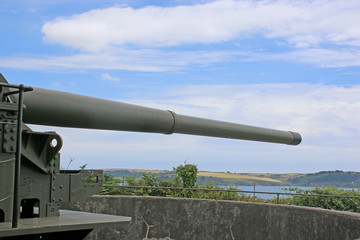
[0,73,301,239]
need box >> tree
[104,172,115,184]
[139,173,158,187]
[174,162,198,197]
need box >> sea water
[224,185,358,199]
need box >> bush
[174,163,198,197]
[284,186,360,212]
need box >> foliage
[174,163,198,188]
[139,173,158,186]
[103,172,115,183]
[174,162,198,197]
[79,164,88,170]
[283,186,360,212]
[101,172,127,195]
[159,175,182,188]
[193,182,249,201]
[125,176,137,186]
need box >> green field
[198,171,283,183]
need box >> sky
[1,0,359,173]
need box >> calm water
[224,185,358,199]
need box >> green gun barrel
[22,87,301,145]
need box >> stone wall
[62,195,360,240]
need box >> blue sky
[1,0,360,173]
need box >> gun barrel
[22,87,301,145]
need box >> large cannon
[23,86,301,145]
[0,73,301,239]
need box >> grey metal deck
[0,210,131,237]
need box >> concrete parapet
[62,195,360,240]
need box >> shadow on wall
[62,195,360,240]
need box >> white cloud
[53,82,62,87]
[2,1,360,73]
[1,46,360,72]
[1,0,358,71]
[0,49,241,71]
[101,72,121,82]
[42,0,360,51]
[276,48,360,68]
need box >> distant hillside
[196,172,289,186]
[286,170,360,188]
[104,169,294,186]
[104,168,166,179]
[104,168,176,182]
[104,169,360,188]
